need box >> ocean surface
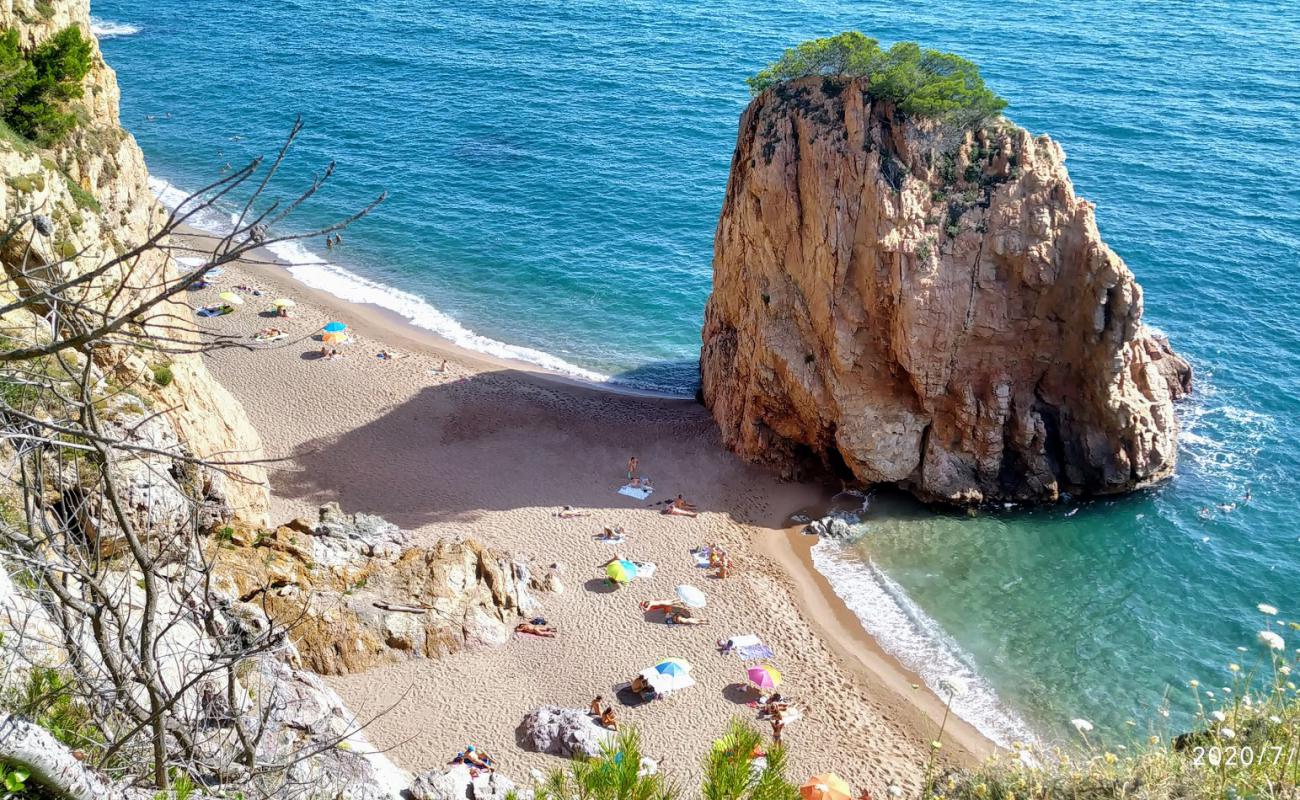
[91,1,1300,747]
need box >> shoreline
[178,227,998,790]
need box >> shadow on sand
[268,367,800,531]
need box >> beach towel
[596,535,625,544]
[691,548,711,568]
[634,561,656,579]
[618,484,653,500]
[196,306,230,318]
[735,643,775,660]
[725,634,762,649]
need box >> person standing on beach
[627,456,638,481]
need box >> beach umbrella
[271,298,296,308]
[218,291,244,305]
[605,559,638,584]
[675,584,707,609]
[654,659,692,676]
[800,774,851,800]
[323,321,347,333]
[648,662,694,693]
[747,664,782,690]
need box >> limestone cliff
[700,77,1191,504]
[0,0,269,522]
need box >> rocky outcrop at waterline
[700,76,1191,504]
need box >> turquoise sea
[92,1,1300,746]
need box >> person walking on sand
[770,716,784,744]
[627,456,639,482]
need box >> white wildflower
[1071,718,1094,733]
[1220,727,1236,740]
[1189,679,1199,687]
[1260,603,1279,615]
[887,785,903,798]
[1259,630,1286,651]
[939,676,968,697]
[1270,715,1283,724]
[1281,665,1292,675]
[1211,710,1226,722]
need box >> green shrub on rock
[0,25,93,145]
[747,33,1007,126]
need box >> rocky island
[701,43,1191,504]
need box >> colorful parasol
[605,559,638,584]
[747,664,782,690]
[218,291,244,305]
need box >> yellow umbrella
[800,774,851,800]
[218,291,244,305]
[271,298,296,308]
[605,559,638,584]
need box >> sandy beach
[182,232,995,794]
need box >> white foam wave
[810,538,1038,748]
[1175,370,1275,484]
[90,18,141,39]
[148,177,613,384]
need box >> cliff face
[700,77,1191,504]
[0,0,269,522]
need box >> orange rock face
[700,77,1191,504]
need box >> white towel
[618,484,653,500]
[727,634,762,649]
[635,562,657,579]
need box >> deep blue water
[92,1,1300,746]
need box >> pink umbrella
[747,664,782,690]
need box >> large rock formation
[213,503,548,675]
[0,0,269,523]
[700,77,1191,504]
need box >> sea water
[91,0,1300,746]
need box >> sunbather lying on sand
[663,494,698,517]
[555,506,589,519]
[252,327,284,340]
[666,608,706,626]
[639,599,677,614]
[515,622,557,637]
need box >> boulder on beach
[408,764,523,800]
[518,706,614,758]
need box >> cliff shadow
[268,367,814,532]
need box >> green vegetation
[0,25,93,145]
[533,722,796,800]
[62,173,101,212]
[151,363,174,387]
[747,33,1006,124]
[5,171,45,193]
